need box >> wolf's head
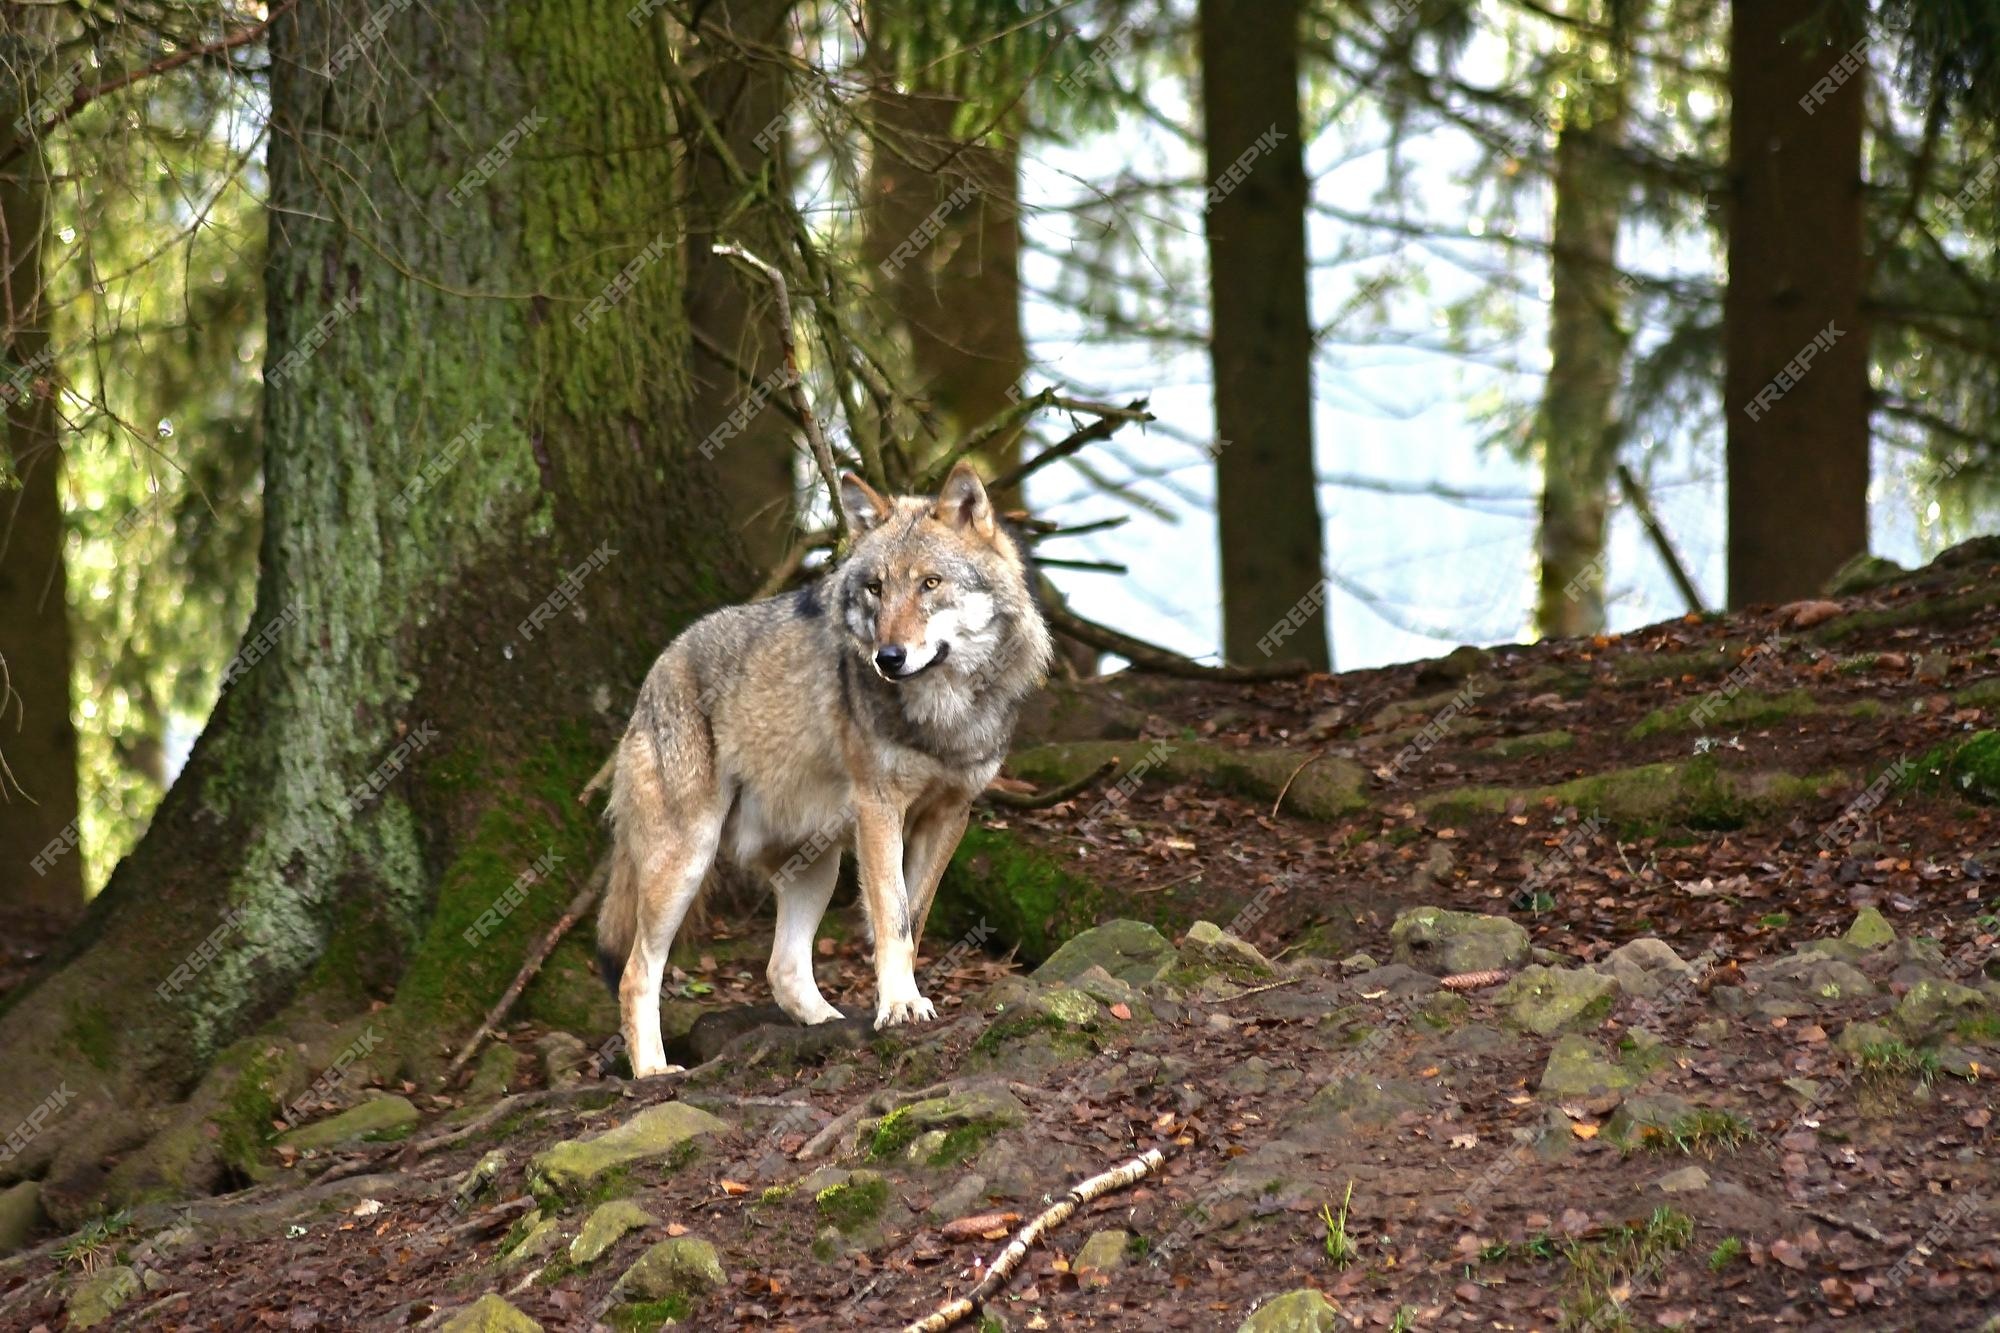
[834,462,1047,690]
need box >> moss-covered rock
[501,1215,564,1270]
[1826,553,1907,596]
[1894,977,1990,1039]
[1604,1093,1696,1148]
[0,1180,43,1257]
[569,1199,657,1266]
[1846,907,1897,950]
[1539,1035,1637,1098]
[1422,756,1845,835]
[277,1094,420,1151]
[1630,688,1818,740]
[1496,966,1620,1037]
[66,1264,142,1329]
[1388,907,1530,976]
[865,1087,1027,1167]
[530,1102,729,1200]
[615,1236,727,1300]
[1175,921,1276,983]
[1034,920,1176,987]
[1486,730,1575,758]
[930,824,1108,966]
[1072,1228,1131,1279]
[1236,1288,1340,1332]
[1303,1074,1429,1131]
[814,1172,890,1233]
[441,1293,543,1333]
[466,1042,520,1103]
[1600,938,1696,1000]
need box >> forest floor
[4,541,2000,1331]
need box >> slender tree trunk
[0,22,84,926]
[863,59,1029,502]
[0,0,745,1220]
[1725,0,1869,607]
[1534,58,1630,639]
[680,0,798,569]
[1199,0,1330,670]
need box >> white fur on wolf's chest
[719,745,992,870]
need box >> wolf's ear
[840,471,893,532]
[933,460,997,540]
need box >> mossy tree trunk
[1533,25,1630,640]
[0,18,85,927]
[1198,0,1331,670]
[0,0,749,1216]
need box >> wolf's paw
[873,995,937,1030]
[800,999,847,1025]
[630,1060,686,1079]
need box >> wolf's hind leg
[620,811,723,1078]
[767,849,846,1025]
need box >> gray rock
[501,1215,563,1270]
[1655,1165,1711,1195]
[1303,1075,1428,1131]
[530,1102,730,1199]
[1895,977,1989,1038]
[1072,1228,1130,1278]
[1035,920,1176,987]
[1846,907,1897,950]
[1338,953,1378,974]
[1601,938,1695,1000]
[535,1031,590,1086]
[1345,964,1440,998]
[1178,921,1276,980]
[1389,907,1530,975]
[467,1042,519,1103]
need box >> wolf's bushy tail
[596,843,640,997]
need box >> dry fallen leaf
[719,1180,750,1196]
[1109,1002,1132,1021]
[1571,1122,1600,1140]
[350,1199,383,1218]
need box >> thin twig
[1213,977,1302,1003]
[1271,750,1329,817]
[899,1147,1171,1333]
[443,862,608,1084]
[1615,461,1704,614]
[989,398,1153,495]
[715,241,850,544]
[1042,599,1311,682]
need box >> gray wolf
[596,463,1052,1077]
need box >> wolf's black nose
[875,645,907,673]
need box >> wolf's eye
[865,579,883,597]
[921,575,941,591]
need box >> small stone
[1496,965,1620,1037]
[1655,1165,1710,1195]
[1836,1020,1899,1054]
[1389,907,1530,976]
[1337,952,1378,975]
[1072,1228,1130,1279]
[616,1236,727,1300]
[569,1199,657,1266]
[1845,907,1897,950]
[1606,1094,1696,1147]
[535,1031,590,1086]
[501,1215,563,1270]
[277,1095,420,1151]
[1895,977,1989,1038]
[66,1265,142,1329]
[467,1042,520,1103]
[440,1293,543,1332]
[1236,1287,1340,1333]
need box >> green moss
[1421,756,1844,837]
[931,823,1108,965]
[1609,645,1739,684]
[926,1119,1009,1167]
[867,1107,919,1162]
[815,1176,889,1232]
[1810,583,2000,644]
[1629,689,1818,740]
[608,1298,693,1330]
[385,725,604,1074]
[66,1003,118,1072]
[1956,677,2000,711]
[968,1008,1098,1060]
[1487,730,1575,758]
[1901,731,2000,806]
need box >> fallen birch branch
[899,1146,1170,1333]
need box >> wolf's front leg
[855,798,935,1029]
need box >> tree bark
[1534,50,1630,639]
[680,0,799,569]
[0,19,84,926]
[1199,0,1330,670]
[863,49,1029,503]
[1725,0,1869,607]
[0,0,747,1217]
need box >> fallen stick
[979,758,1120,811]
[443,860,609,1085]
[898,1146,1170,1333]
